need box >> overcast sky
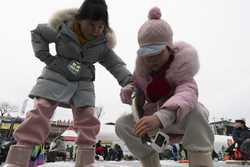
[0,0,250,124]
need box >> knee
[74,107,101,134]
[182,107,214,152]
[78,117,100,135]
[115,115,132,139]
[193,103,209,122]
[184,104,210,131]
[74,107,100,126]
[115,117,125,138]
[34,98,56,111]
[183,123,214,152]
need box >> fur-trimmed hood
[48,8,116,48]
[134,41,200,88]
[166,41,200,84]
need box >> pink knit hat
[137,7,174,57]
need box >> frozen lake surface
[38,160,248,167]
[1,160,248,167]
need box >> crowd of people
[1,119,250,166]
[95,140,124,161]
[29,139,126,165]
[28,139,126,166]
[28,139,188,164]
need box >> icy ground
[38,160,248,167]
[1,160,248,167]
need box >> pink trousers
[14,98,100,146]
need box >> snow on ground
[38,160,247,167]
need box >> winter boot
[188,151,213,167]
[3,145,32,167]
[140,151,161,167]
[75,145,95,167]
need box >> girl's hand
[134,115,161,137]
[120,83,134,104]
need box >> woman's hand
[134,115,161,137]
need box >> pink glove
[120,83,134,104]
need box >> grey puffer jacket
[31,8,132,86]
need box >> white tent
[60,124,120,143]
[61,128,78,141]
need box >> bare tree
[95,106,104,119]
[0,102,18,117]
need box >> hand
[134,115,161,137]
[120,83,134,104]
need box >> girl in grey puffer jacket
[4,0,132,167]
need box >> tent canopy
[61,128,78,141]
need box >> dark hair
[76,0,110,31]
[235,119,246,126]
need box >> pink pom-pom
[148,7,161,20]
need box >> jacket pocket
[47,56,79,81]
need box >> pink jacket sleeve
[161,79,198,123]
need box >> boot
[140,151,160,167]
[188,151,213,167]
[3,145,32,167]
[75,145,95,167]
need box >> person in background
[116,7,214,167]
[48,136,66,162]
[4,0,132,166]
[95,140,105,160]
[103,145,110,160]
[113,144,124,161]
[66,145,74,160]
[232,119,250,147]
[170,144,178,161]
[29,144,45,167]
[179,144,187,160]
[95,140,102,148]
[225,119,250,159]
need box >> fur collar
[48,8,116,49]
[166,41,200,84]
[134,41,200,87]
